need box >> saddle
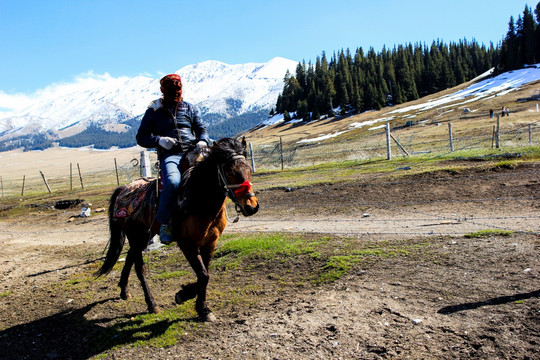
[113,178,155,218]
[113,150,206,219]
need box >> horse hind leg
[118,249,134,300]
[133,250,161,314]
[120,222,160,314]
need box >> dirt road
[0,163,538,359]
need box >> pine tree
[519,5,537,64]
[395,45,419,100]
[284,111,291,121]
[319,52,336,114]
[503,16,518,69]
[297,99,309,121]
[536,2,540,62]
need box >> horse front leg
[177,245,215,322]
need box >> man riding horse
[136,74,210,244]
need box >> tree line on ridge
[274,2,540,121]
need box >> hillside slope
[244,66,540,147]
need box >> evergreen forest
[275,2,540,121]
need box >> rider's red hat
[160,74,182,86]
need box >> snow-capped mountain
[180,57,296,114]
[0,57,298,142]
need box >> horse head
[213,137,259,217]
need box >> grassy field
[0,145,538,223]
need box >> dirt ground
[0,162,538,359]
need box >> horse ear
[241,136,247,148]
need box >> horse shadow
[437,289,540,314]
[0,297,183,360]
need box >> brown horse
[95,137,259,321]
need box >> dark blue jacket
[136,98,210,157]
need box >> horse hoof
[175,291,185,305]
[175,290,195,304]
[200,312,216,322]
[120,292,131,300]
[150,306,162,314]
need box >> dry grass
[0,146,157,197]
[245,79,540,148]
[244,80,540,170]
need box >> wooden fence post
[279,136,284,171]
[21,175,25,197]
[114,158,120,185]
[448,123,454,152]
[529,124,533,144]
[389,133,409,156]
[70,162,73,191]
[77,163,84,190]
[495,115,500,149]
[39,171,52,193]
[249,143,256,173]
[140,151,152,178]
[0,176,3,197]
[385,123,392,160]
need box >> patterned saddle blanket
[113,178,156,218]
[112,150,205,219]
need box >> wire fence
[0,129,537,237]
[249,119,540,171]
[0,116,538,198]
[0,151,159,198]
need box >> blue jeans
[156,154,182,224]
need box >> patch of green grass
[314,241,421,285]
[62,273,97,290]
[155,270,190,280]
[464,229,514,238]
[92,303,200,353]
[213,233,316,269]
[0,290,12,297]
[213,234,424,286]
[317,255,364,284]
[252,146,540,190]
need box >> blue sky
[0,0,533,94]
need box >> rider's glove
[158,136,176,150]
[195,140,208,153]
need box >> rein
[216,154,255,221]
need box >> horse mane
[193,138,246,173]
[207,138,247,163]
[185,138,246,203]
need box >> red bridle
[233,180,254,198]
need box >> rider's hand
[195,140,208,153]
[158,136,176,150]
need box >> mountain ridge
[0,57,298,149]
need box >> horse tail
[95,186,126,277]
